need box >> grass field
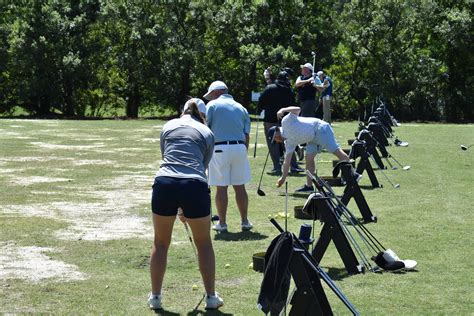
[0,118,473,315]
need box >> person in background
[316,70,333,124]
[295,62,328,118]
[258,71,303,175]
[204,81,253,233]
[148,101,223,310]
[272,106,350,192]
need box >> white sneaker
[212,222,228,232]
[148,292,162,310]
[205,292,224,310]
[241,221,253,231]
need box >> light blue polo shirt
[206,94,251,142]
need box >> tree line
[0,0,472,122]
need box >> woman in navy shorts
[148,100,224,310]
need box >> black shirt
[297,74,317,101]
[258,81,296,124]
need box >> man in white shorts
[272,106,350,192]
[204,81,253,232]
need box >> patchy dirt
[30,142,105,151]
[9,176,73,186]
[0,242,86,283]
[1,174,153,241]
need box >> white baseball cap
[300,63,313,72]
[183,98,207,115]
[203,80,228,100]
[316,71,324,76]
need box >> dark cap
[277,71,288,81]
[282,67,294,77]
[276,71,290,86]
[267,126,281,143]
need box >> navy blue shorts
[151,176,211,218]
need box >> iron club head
[461,145,468,150]
[257,188,266,196]
[402,166,411,170]
[394,183,400,189]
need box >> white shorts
[208,144,251,186]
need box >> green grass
[0,119,473,315]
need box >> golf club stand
[303,193,365,275]
[349,140,382,188]
[306,172,391,273]
[357,129,386,170]
[258,219,360,315]
[333,161,377,223]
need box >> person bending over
[273,106,350,192]
[148,101,223,310]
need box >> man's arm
[295,76,314,88]
[313,78,329,92]
[277,106,301,119]
[277,152,292,187]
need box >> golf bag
[258,221,360,315]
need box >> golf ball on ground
[192,284,198,291]
[225,263,230,268]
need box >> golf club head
[257,189,266,196]
[403,166,411,170]
[461,145,467,150]
[311,51,316,56]
[392,166,398,170]
[394,183,400,189]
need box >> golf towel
[257,232,294,315]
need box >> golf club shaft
[285,182,288,232]
[384,157,396,169]
[253,114,259,158]
[178,210,199,261]
[308,171,385,251]
[257,149,271,194]
[369,155,399,188]
[388,153,407,169]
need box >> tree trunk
[176,63,190,115]
[63,78,75,117]
[126,84,140,118]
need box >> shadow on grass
[152,310,180,316]
[213,231,267,241]
[358,185,382,190]
[281,192,312,199]
[324,266,354,281]
[187,310,234,316]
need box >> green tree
[4,1,99,116]
[98,1,166,118]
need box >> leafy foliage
[0,0,471,121]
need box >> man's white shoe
[205,292,224,310]
[212,222,228,232]
[148,293,162,310]
[241,221,253,231]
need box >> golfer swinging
[272,106,350,192]
[148,100,223,310]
